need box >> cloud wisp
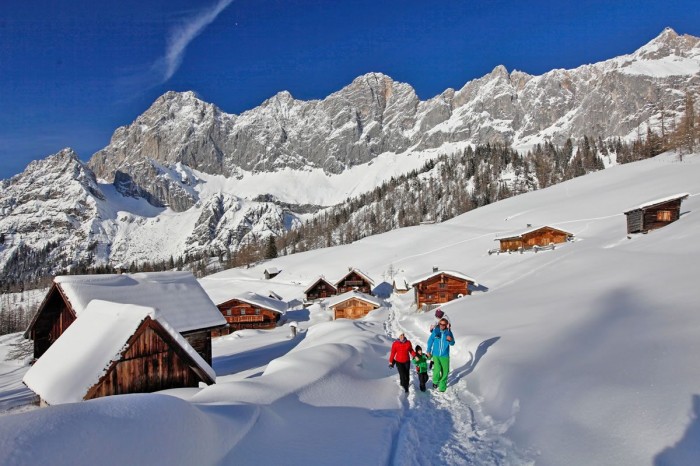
[157,0,235,83]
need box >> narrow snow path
[384,303,534,465]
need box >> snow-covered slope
[1,151,698,465]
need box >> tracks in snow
[384,305,534,466]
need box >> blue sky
[1,0,699,180]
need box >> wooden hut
[495,226,574,252]
[215,292,287,334]
[24,272,226,365]
[23,300,216,406]
[264,267,281,279]
[326,291,382,320]
[624,193,689,234]
[410,269,478,309]
[304,277,337,301]
[392,277,410,294]
[335,268,374,295]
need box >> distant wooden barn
[495,226,574,252]
[326,291,382,320]
[410,269,478,309]
[335,268,374,295]
[264,267,281,279]
[304,277,338,301]
[23,300,216,406]
[393,277,410,294]
[214,292,287,334]
[624,193,689,234]
[24,272,226,365]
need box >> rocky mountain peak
[632,27,700,60]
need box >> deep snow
[0,151,699,465]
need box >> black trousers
[417,372,429,391]
[396,361,411,391]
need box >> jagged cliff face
[0,149,107,280]
[88,29,700,212]
[0,150,300,282]
[1,29,699,284]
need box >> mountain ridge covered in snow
[1,28,699,285]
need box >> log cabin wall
[332,298,377,320]
[305,280,337,301]
[181,329,213,365]
[217,299,280,333]
[499,238,522,252]
[642,199,683,232]
[625,210,644,234]
[522,228,570,248]
[30,287,76,359]
[414,274,469,308]
[336,272,372,294]
[85,321,202,400]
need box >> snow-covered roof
[624,192,690,212]
[264,267,280,275]
[52,272,226,333]
[325,290,382,309]
[335,268,375,286]
[393,277,410,291]
[304,276,336,294]
[409,270,479,287]
[494,225,573,241]
[223,291,287,314]
[23,300,216,405]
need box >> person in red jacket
[389,333,416,393]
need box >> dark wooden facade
[305,278,337,301]
[26,283,217,365]
[498,226,573,252]
[27,285,75,360]
[336,270,373,295]
[331,298,379,320]
[412,273,471,308]
[215,298,282,335]
[84,317,214,402]
[625,195,687,234]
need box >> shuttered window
[657,210,672,221]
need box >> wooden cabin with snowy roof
[326,291,382,320]
[264,267,281,279]
[393,277,410,294]
[304,277,337,302]
[24,272,226,365]
[410,268,478,309]
[494,226,574,253]
[335,268,374,295]
[215,291,287,334]
[23,300,216,406]
[624,193,689,234]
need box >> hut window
[439,283,447,289]
[226,309,231,316]
[657,210,672,221]
[255,309,260,315]
[240,309,246,315]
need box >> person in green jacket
[412,345,429,391]
[426,318,455,392]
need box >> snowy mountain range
[1,28,699,283]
